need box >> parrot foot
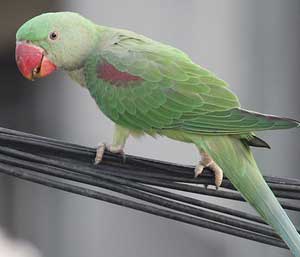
[94,143,125,165]
[195,152,223,189]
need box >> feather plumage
[15,12,300,256]
[84,28,299,136]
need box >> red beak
[15,41,56,80]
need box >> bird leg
[95,143,125,164]
[195,151,223,189]
[95,125,130,164]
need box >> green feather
[85,29,298,134]
[16,12,300,255]
[190,134,300,256]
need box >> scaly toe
[107,145,124,154]
[95,143,106,165]
[208,162,223,189]
[194,163,205,178]
[108,146,126,162]
[214,170,223,189]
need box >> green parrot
[15,12,300,255]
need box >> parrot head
[15,12,98,80]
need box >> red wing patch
[97,62,143,85]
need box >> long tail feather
[193,135,300,256]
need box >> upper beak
[15,41,56,80]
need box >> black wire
[1,128,300,189]
[0,149,266,225]
[1,143,298,211]
[0,127,299,249]
[0,162,287,249]
[0,129,299,212]
[0,151,279,238]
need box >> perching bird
[15,12,300,255]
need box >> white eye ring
[49,31,59,40]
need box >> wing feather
[84,29,299,134]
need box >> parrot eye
[49,31,59,41]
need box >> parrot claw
[94,143,125,165]
[195,152,223,189]
[194,163,205,177]
[209,162,223,189]
[95,143,106,164]
[109,145,126,163]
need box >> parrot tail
[192,135,300,256]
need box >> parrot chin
[15,41,56,80]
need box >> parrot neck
[66,26,112,87]
[67,67,86,87]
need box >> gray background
[0,0,299,256]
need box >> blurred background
[0,0,299,256]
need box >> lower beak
[15,41,57,80]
